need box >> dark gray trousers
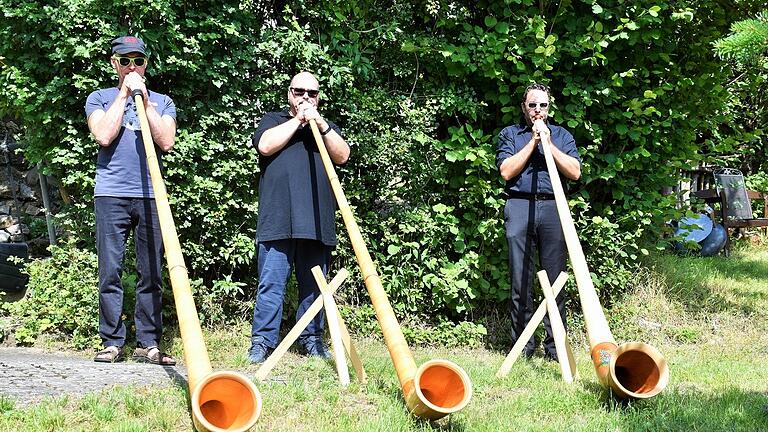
[504,197,567,356]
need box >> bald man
[248,72,350,363]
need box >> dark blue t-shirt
[253,110,344,246]
[85,87,176,198]
[495,122,581,195]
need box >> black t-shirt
[253,109,343,246]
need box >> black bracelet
[320,126,331,136]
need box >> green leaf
[387,245,401,255]
[484,16,497,28]
[592,4,603,14]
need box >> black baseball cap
[111,36,147,55]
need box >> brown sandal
[94,346,124,363]
[133,346,176,365]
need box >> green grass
[2,245,768,431]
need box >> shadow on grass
[649,251,768,317]
[588,382,768,431]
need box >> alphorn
[134,91,262,431]
[538,120,669,399]
[308,119,472,419]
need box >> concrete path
[0,347,187,406]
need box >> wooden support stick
[538,270,573,383]
[336,314,366,383]
[564,335,579,380]
[313,266,351,386]
[255,268,349,381]
[496,272,569,378]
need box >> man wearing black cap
[85,36,177,365]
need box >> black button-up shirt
[495,122,581,195]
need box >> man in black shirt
[248,72,350,363]
[496,83,581,361]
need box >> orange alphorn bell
[538,121,669,399]
[308,119,472,418]
[134,91,261,430]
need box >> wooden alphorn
[134,91,261,431]
[308,119,472,418]
[538,119,668,399]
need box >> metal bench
[692,168,768,256]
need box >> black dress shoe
[543,351,559,362]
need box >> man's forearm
[90,93,129,147]
[550,145,581,180]
[321,130,350,165]
[258,117,301,156]
[144,105,176,152]
[499,140,536,181]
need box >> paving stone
[0,347,188,406]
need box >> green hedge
[1,0,765,343]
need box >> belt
[504,191,556,200]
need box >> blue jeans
[251,239,332,348]
[504,198,567,356]
[95,197,164,348]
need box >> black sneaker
[300,339,332,359]
[248,343,271,364]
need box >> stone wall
[1,126,61,257]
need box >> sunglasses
[527,102,549,109]
[114,56,147,67]
[290,87,320,98]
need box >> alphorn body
[308,120,472,419]
[538,121,669,399]
[134,92,262,431]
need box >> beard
[525,112,547,125]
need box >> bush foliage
[1,241,100,349]
[1,0,766,342]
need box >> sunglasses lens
[116,57,146,67]
[292,88,319,97]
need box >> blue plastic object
[674,214,713,243]
[700,223,727,257]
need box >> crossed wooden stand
[254,266,366,385]
[496,270,578,382]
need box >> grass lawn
[1,244,767,431]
